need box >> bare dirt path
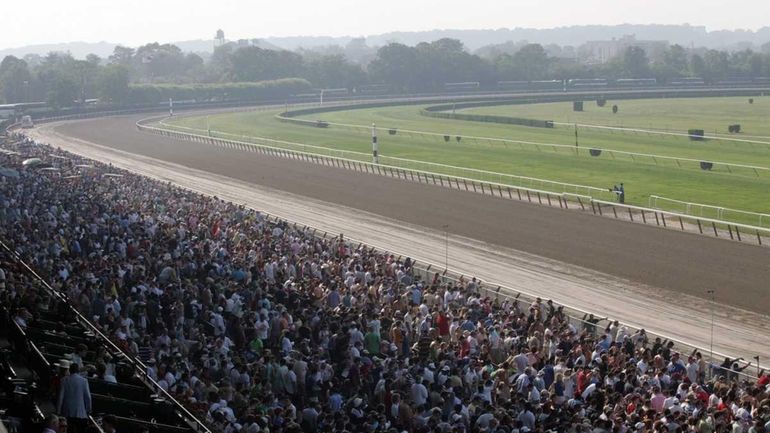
[28,115,770,364]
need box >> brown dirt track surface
[56,114,769,314]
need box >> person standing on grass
[619,183,625,204]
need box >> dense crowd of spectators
[1,133,770,433]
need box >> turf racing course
[30,111,770,363]
[163,96,770,221]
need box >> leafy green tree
[663,45,688,75]
[134,43,187,82]
[207,45,234,82]
[229,46,303,82]
[109,46,135,67]
[35,53,81,107]
[703,50,729,82]
[514,44,550,81]
[85,54,102,66]
[302,54,366,89]
[45,72,79,108]
[619,46,650,78]
[97,64,130,103]
[689,54,706,77]
[0,56,32,103]
[368,43,421,93]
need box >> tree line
[2,38,770,108]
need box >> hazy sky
[4,0,769,49]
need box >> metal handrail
[592,199,770,234]
[650,195,770,227]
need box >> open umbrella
[22,158,42,167]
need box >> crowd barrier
[138,121,770,246]
[650,195,770,228]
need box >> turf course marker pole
[169,98,173,117]
[372,123,379,164]
[575,123,580,147]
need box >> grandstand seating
[0,246,197,433]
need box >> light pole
[706,289,715,366]
[755,356,760,378]
[372,123,379,164]
[442,224,449,271]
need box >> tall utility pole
[707,289,715,366]
[443,224,449,271]
[575,124,579,148]
[169,98,173,117]
[372,123,379,164]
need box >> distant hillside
[266,25,770,51]
[0,38,285,60]
[2,24,769,59]
[0,41,117,59]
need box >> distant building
[579,35,668,64]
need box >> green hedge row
[278,88,769,130]
[420,108,553,128]
[126,78,312,105]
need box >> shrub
[419,107,552,128]
[388,129,397,135]
[126,78,312,105]
[456,136,462,142]
[443,135,450,142]
[688,129,705,141]
[700,161,714,170]
[749,98,754,104]
[597,98,607,107]
[728,124,741,133]
[316,121,329,128]
[589,149,602,157]
[612,105,619,114]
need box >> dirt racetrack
[53,114,770,315]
